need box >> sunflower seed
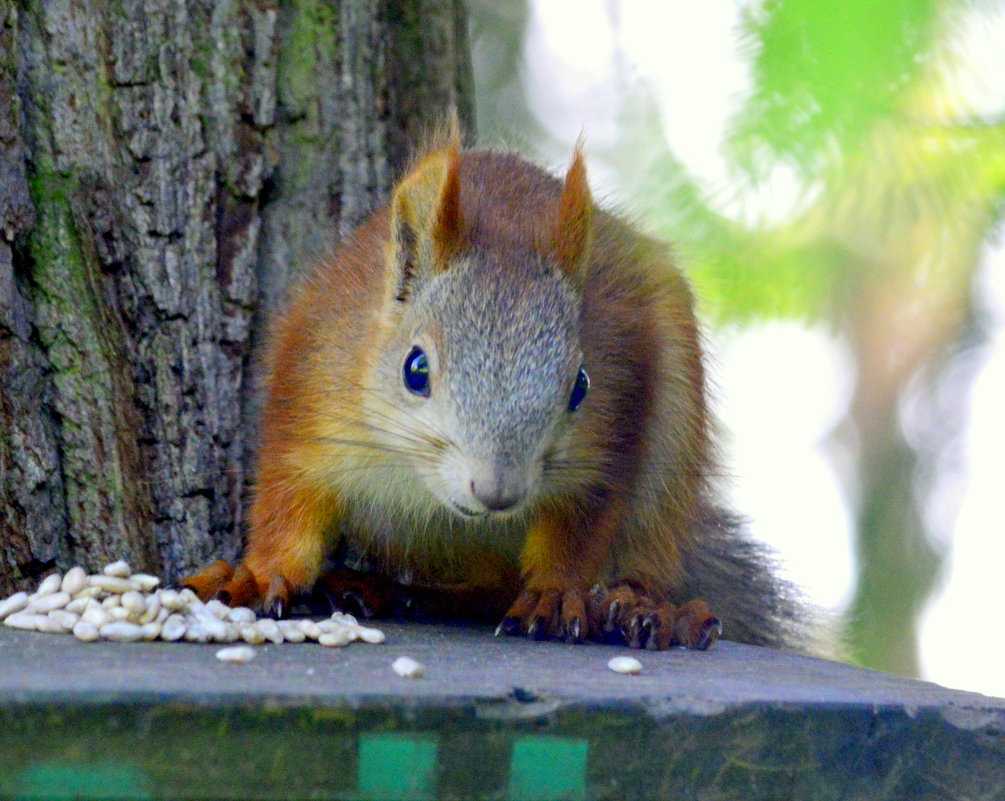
[0,592,29,621]
[100,622,145,642]
[216,645,256,663]
[36,574,63,597]
[391,656,425,678]
[607,656,643,675]
[61,567,88,595]
[103,560,132,578]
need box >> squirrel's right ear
[550,143,594,288]
[390,134,463,301]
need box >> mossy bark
[0,0,474,593]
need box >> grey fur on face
[406,252,582,509]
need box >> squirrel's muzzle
[466,459,533,514]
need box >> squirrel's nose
[469,475,526,512]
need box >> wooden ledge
[1,622,1002,799]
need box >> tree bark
[0,0,474,594]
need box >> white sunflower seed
[100,621,144,642]
[120,591,147,617]
[72,620,100,642]
[138,594,160,624]
[255,618,284,644]
[205,599,231,620]
[65,597,90,615]
[4,612,47,630]
[298,620,322,640]
[102,560,132,578]
[158,589,185,612]
[228,606,257,624]
[160,615,187,642]
[28,591,71,614]
[240,624,265,645]
[318,628,354,647]
[61,566,88,595]
[391,656,425,678]
[356,626,386,644]
[90,575,136,594]
[216,645,256,663]
[131,573,160,592]
[47,610,79,632]
[607,656,643,675]
[81,607,111,627]
[278,620,306,643]
[0,592,29,621]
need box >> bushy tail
[675,509,833,654]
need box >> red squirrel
[183,128,801,651]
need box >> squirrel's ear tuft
[432,134,462,265]
[390,138,463,301]
[551,142,593,286]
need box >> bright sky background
[521,0,1005,697]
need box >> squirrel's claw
[564,616,582,644]
[602,584,722,651]
[526,615,549,640]
[261,575,292,619]
[672,601,722,650]
[495,617,523,637]
[695,617,723,651]
[603,599,620,634]
[263,597,285,619]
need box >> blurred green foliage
[626,1,1003,328]
[732,0,938,175]
[628,0,1003,675]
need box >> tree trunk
[0,0,474,595]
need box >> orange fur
[431,136,463,267]
[551,145,593,283]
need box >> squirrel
[182,126,803,652]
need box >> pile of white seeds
[0,561,385,648]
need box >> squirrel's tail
[676,510,835,655]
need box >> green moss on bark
[277,0,338,116]
[24,164,154,567]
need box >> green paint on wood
[14,761,151,801]
[509,736,589,801]
[356,733,438,800]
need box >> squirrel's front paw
[496,587,599,644]
[179,561,293,618]
[178,560,234,602]
[599,584,722,651]
[310,567,396,619]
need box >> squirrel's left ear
[550,143,593,287]
[390,129,463,301]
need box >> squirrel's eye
[403,346,430,397]
[568,366,589,412]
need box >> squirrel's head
[369,136,595,520]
